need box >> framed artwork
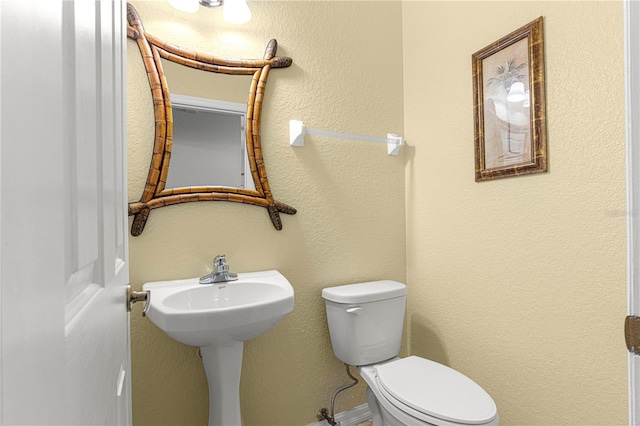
[472,17,547,182]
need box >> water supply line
[317,364,359,426]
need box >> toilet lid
[375,356,497,425]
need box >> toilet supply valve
[317,364,359,426]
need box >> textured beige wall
[403,1,627,424]
[127,1,405,425]
[129,1,629,425]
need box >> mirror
[161,60,254,190]
[126,3,296,236]
[162,59,254,190]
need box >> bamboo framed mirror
[126,3,296,236]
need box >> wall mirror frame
[126,3,296,236]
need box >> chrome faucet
[199,254,238,284]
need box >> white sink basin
[141,269,294,426]
[143,269,294,347]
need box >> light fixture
[168,0,199,13]
[199,0,223,7]
[507,81,526,103]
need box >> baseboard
[308,403,371,426]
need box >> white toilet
[322,280,499,426]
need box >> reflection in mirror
[161,59,253,104]
[167,96,255,190]
[126,3,296,236]
[162,59,255,191]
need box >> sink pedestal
[200,341,244,426]
[142,271,295,426]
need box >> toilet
[322,280,499,426]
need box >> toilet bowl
[322,280,498,426]
[359,357,498,426]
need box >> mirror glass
[167,103,253,189]
[162,59,254,189]
[161,59,252,105]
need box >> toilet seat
[374,356,498,425]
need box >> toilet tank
[322,280,406,366]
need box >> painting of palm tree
[481,38,532,169]
[487,58,526,99]
[472,16,547,182]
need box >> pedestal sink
[142,270,294,426]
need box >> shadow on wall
[409,314,450,366]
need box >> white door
[0,1,131,424]
[627,0,640,423]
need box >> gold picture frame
[472,16,547,182]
